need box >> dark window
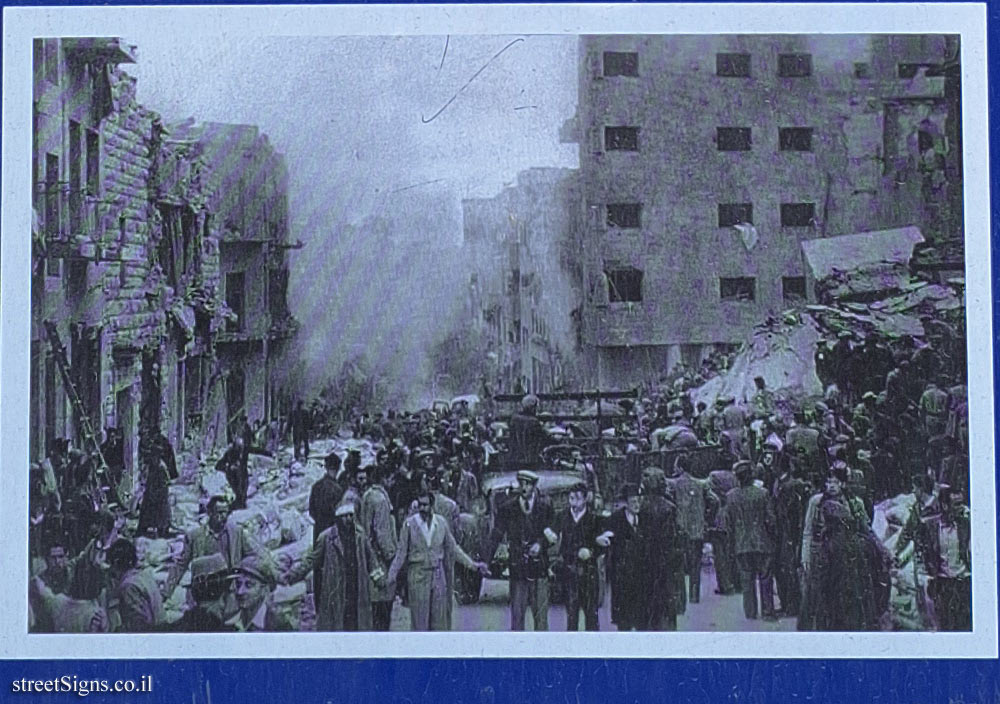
[777,53,812,77]
[782,276,807,302]
[717,127,752,151]
[85,129,100,196]
[603,52,638,77]
[605,126,639,151]
[718,202,753,227]
[780,202,816,226]
[779,127,813,152]
[69,120,82,232]
[44,152,60,241]
[854,62,871,79]
[606,268,643,303]
[225,271,245,332]
[720,277,756,302]
[716,53,751,77]
[606,203,642,229]
[918,129,935,153]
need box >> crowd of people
[27,321,970,633]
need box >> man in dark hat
[215,434,250,510]
[637,467,683,630]
[230,555,294,631]
[488,469,556,630]
[722,460,777,621]
[310,453,345,546]
[605,483,644,630]
[170,554,238,632]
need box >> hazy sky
[124,35,579,400]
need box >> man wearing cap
[170,554,238,632]
[605,484,644,630]
[488,470,556,630]
[360,461,398,631]
[229,555,294,632]
[388,489,489,631]
[721,460,777,621]
[283,502,376,631]
[509,394,549,469]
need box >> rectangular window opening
[778,53,812,77]
[716,53,751,77]
[782,276,807,302]
[854,62,871,79]
[780,202,816,227]
[606,267,643,303]
[225,271,246,332]
[779,127,814,152]
[85,129,100,196]
[720,277,756,302]
[606,203,642,229]
[718,202,753,227]
[603,52,638,77]
[717,127,752,151]
[605,126,639,151]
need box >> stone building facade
[462,168,581,394]
[566,34,962,387]
[30,37,297,496]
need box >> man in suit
[488,470,557,631]
[605,484,644,631]
[723,460,777,620]
[387,489,488,631]
[554,482,608,631]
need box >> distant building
[565,34,962,387]
[462,168,582,394]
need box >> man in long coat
[360,463,398,631]
[388,489,488,631]
[772,460,812,618]
[605,484,645,631]
[136,428,179,537]
[283,503,376,631]
[637,467,683,631]
[723,460,777,620]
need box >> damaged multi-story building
[564,34,963,387]
[30,37,298,500]
[462,168,582,393]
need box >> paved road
[389,567,796,632]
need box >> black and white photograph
[2,4,994,657]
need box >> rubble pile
[143,435,377,626]
[692,279,963,410]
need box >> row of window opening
[603,269,806,304]
[604,201,816,229]
[604,126,813,152]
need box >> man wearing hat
[388,489,489,631]
[772,456,811,618]
[310,453,345,546]
[636,467,683,630]
[604,483,644,630]
[170,554,238,632]
[165,496,274,605]
[229,555,293,631]
[488,470,556,630]
[283,502,376,631]
[721,460,777,621]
